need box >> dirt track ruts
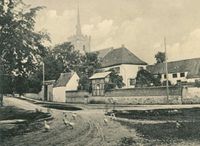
[3,97,136,146]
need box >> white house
[147,58,200,85]
[53,72,80,102]
[99,45,147,88]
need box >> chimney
[121,44,125,48]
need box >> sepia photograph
[1,0,200,145]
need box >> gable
[66,72,80,86]
[54,72,73,87]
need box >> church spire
[76,1,82,36]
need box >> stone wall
[88,95,182,105]
[105,86,182,97]
[65,91,89,103]
[182,87,200,104]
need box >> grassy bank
[114,108,200,145]
[0,106,51,143]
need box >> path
[3,97,138,146]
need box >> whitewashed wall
[53,73,79,102]
[102,64,146,88]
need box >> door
[44,85,48,101]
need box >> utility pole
[42,62,45,100]
[0,59,3,106]
[164,37,169,103]
[43,62,45,85]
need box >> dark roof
[53,73,73,87]
[101,47,147,67]
[93,47,114,59]
[147,58,200,79]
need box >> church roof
[54,72,74,87]
[101,46,147,68]
[147,58,200,79]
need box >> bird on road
[63,117,75,129]
[104,117,108,125]
[44,120,50,132]
[72,113,77,120]
[110,113,116,120]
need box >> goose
[72,113,77,120]
[110,113,116,120]
[104,117,108,125]
[44,120,50,131]
[63,118,75,129]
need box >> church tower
[68,3,91,54]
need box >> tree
[155,52,166,64]
[135,68,161,87]
[78,52,101,92]
[52,42,82,72]
[27,52,65,93]
[105,69,125,91]
[51,43,101,92]
[0,0,50,95]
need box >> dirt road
[3,97,139,146]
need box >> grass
[0,106,51,143]
[113,108,200,121]
[114,108,200,145]
[117,137,137,146]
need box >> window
[172,73,177,78]
[176,80,181,85]
[180,72,185,77]
[164,74,167,79]
[130,79,136,86]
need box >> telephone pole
[0,59,4,106]
[164,37,169,103]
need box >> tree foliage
[105,69,125,91]
[0,0,49,94]
[78,52,101,92]
[52,42,82,72]
[155,52,166,64]
[135,68,161,87]
[26,52,65,93]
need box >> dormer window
[172,73,177,78]
[180,72,185,77]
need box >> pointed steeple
[76,1,82,36]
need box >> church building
[68,6,91,54]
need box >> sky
[24,0,200,64]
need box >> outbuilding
[53,72,80,102]
[89,71,111,96]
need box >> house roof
[101,46,147,68]
[147,58,200,79]
[94,47,114,59]
[89,71,111,80]
[53,72,73,87]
